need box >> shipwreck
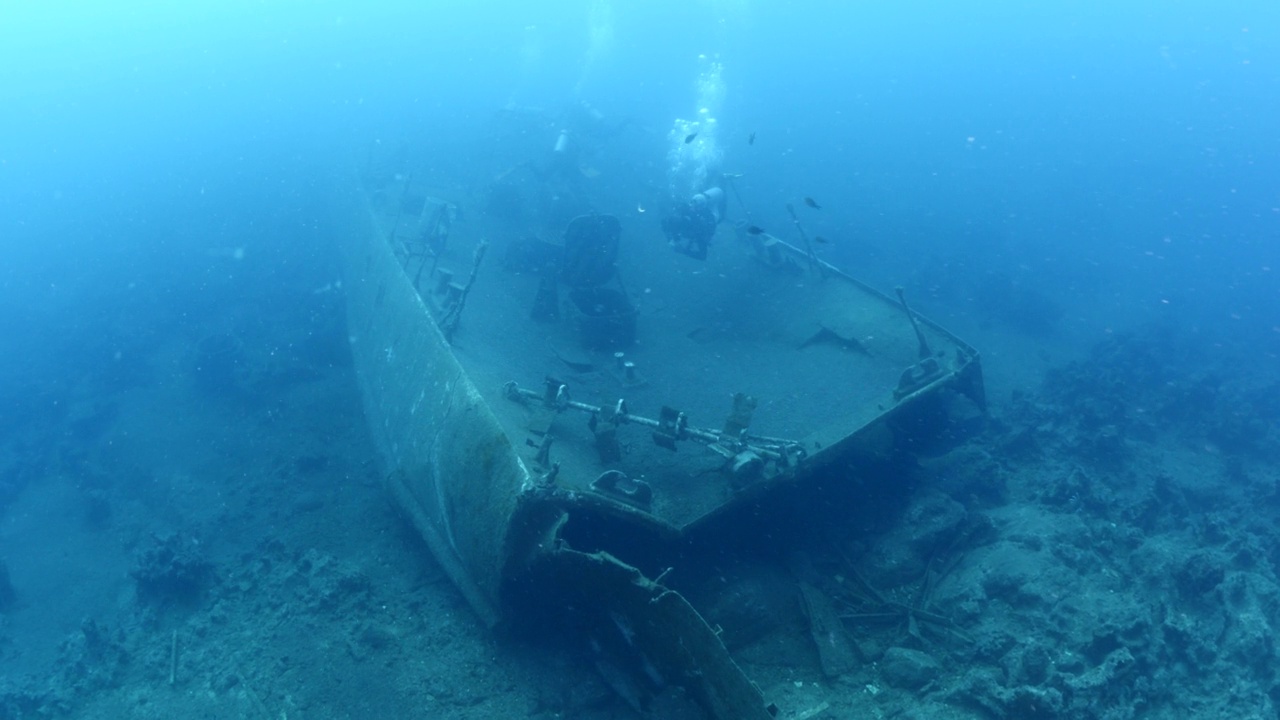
[334,156,985,718]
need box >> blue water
[1,1,1277,716]
[3,1,1275,349]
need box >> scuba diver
[661,186,726,260]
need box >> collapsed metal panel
[529,545,776,720]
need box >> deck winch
[503,378,804,488]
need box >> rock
[292,549,370,612]
[1003,641,1053,686]
[865,491,969,587]
[130,533,214,606]
[1064,647,1135,693]
[902,491,968,558]
[880,647,941,690]
[1175,551,1225,599]
[55,619,130,696]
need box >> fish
[803,197,822,209]
[748,132,755,145]
[813,236,831,244]
[684,132,698,144]
[745,225,766,235]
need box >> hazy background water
[1,0,1276,408]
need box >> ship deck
[364,180,980,533]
